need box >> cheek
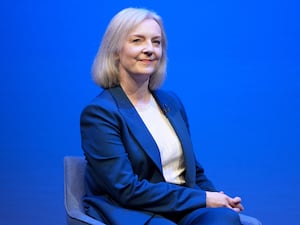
[156,48,163,58]
[123,45,140,57]
[119,50,134,64]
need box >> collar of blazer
[108,86,196,187]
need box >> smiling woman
[117,19,163,88]
[2,0,299,224]
[91,8,167,91]
[80,7,262,225]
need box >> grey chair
[64,156,106,225]
[64,156,262,225]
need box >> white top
[135,95,185,185]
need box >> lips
[138,58,158,64]
[139,58,153,61]
[141,60,152,64]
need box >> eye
[132,38,141,43]
[152,39,161,45]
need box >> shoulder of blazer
[153,89,181,108]
[79,88,125,128]
[153,89,190,134]
[81,87,128,113]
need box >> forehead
[128,19,162,37]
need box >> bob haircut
[92,7,167,90]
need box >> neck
[120,82,152,107]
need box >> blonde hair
[92,8,167,90]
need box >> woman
[80,7,262,225]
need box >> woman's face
[117,19,162,85]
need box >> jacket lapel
[108,86,163,173]
[108,86,196,187]
[153,91,196,187]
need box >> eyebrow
[130,34,161,39]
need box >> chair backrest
[64,156,106,225]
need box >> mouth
[139,58,157,63]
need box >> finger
[230,197,242,206]
[232,207,241,213]
[225,202,233,209]
[232,196,242,203]
[229,200,244,211]
[238,203,244,211]
[234,203,244,211]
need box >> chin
[141,68,156,75]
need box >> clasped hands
[206,191,244,213]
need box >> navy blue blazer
[80,86,217,225]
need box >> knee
[178,208,241,225]
[239,214,262,225]
[216,208,241,225]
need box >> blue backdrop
[1,0,299,224]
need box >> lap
[145,214,177,225]
[145,209,262,225]
[178,208,242,225]
[239,214,262,225]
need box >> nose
[142,41,154,55]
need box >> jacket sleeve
[80,101,207,216]
[195,161,218,192]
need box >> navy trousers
[146,208,262,225]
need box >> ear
[114,53,121,66]
[114,51,119,60]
